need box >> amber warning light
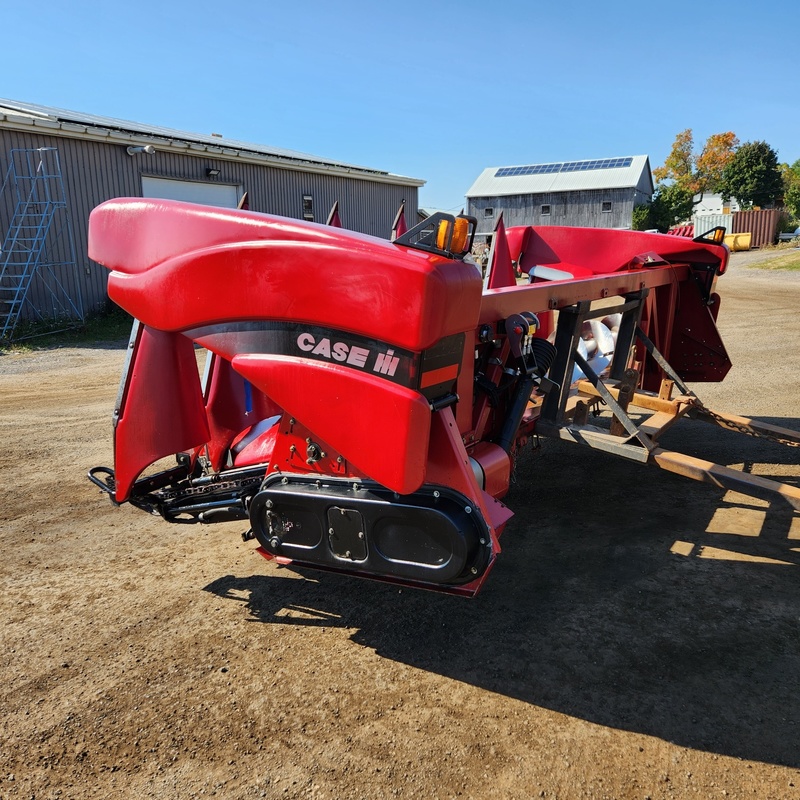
[392,212,477,259]
[436,216,471,255]
[692,225,728,274]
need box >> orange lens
[436,220,451,251]
[451,218,470,253]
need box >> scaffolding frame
[0,147,84,340]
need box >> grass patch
[1,307,133,352]
[750,248,800,271]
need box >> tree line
[633,129,800,233]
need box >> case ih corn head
[88,199,800,597]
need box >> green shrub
[632,204,653,231]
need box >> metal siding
[693,213,733,236]
[469,188,636,233]
[731,209,781,248]
[1,129,417,320]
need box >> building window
[541,204,551,216]
[484,207,494,218]
[302,194,314,221]
[602,201,612,213]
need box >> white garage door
[142,176,240,208]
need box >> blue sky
[2,0,797,212]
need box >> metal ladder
[0,148,83,340]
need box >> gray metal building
[466,155,653,236]
[0,98,424,323]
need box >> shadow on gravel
[205,421,800,768]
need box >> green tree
[631,204,653,231]
[649,129,738,229]
[782,158,800,220]
[653,129,695,190]
[653,129,737,195]
[650,184,696,232]
[632,184,696,233]
[695,131,739,194]
[718,141,783,208]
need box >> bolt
[281,477,288,485]
[320,452,326,458]
[358,531,364,539]
[289,418,296,425]
[345,550,351,558]
[337,455,343,463]
[306,437,311,443]
[266,500,273,509]
[269,536,281,549]
[289,445,296,452]
[433,490,440,498]
[465,506,472,514]
[329,528,335,535]
[479,538,486,545]
[471,567,478,574]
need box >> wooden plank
[652,448,800,510]
[576,379,693,415]
[525,391,601,423]
[637,410,683,439]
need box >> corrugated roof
[466,155,652,197]
[0,98,424,186]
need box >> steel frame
[531,290,800,509]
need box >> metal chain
[695,407,800,448]
[160,474,263,502]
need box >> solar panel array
[496,157,633,178]
[0,97,382,173]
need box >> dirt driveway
[1,250,800,799]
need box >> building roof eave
[0,105,426,188]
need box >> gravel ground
[727,244,800,269]
[1,247,799,799]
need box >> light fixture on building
[126,145,155,156]
[206,167,221,178]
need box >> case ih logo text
[296,333,400,377]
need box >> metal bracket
[572,351,654,450]
[536,290,800,511]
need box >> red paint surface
[90,201,733,579]
[114,326,209,502]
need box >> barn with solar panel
[465,155,653,236]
